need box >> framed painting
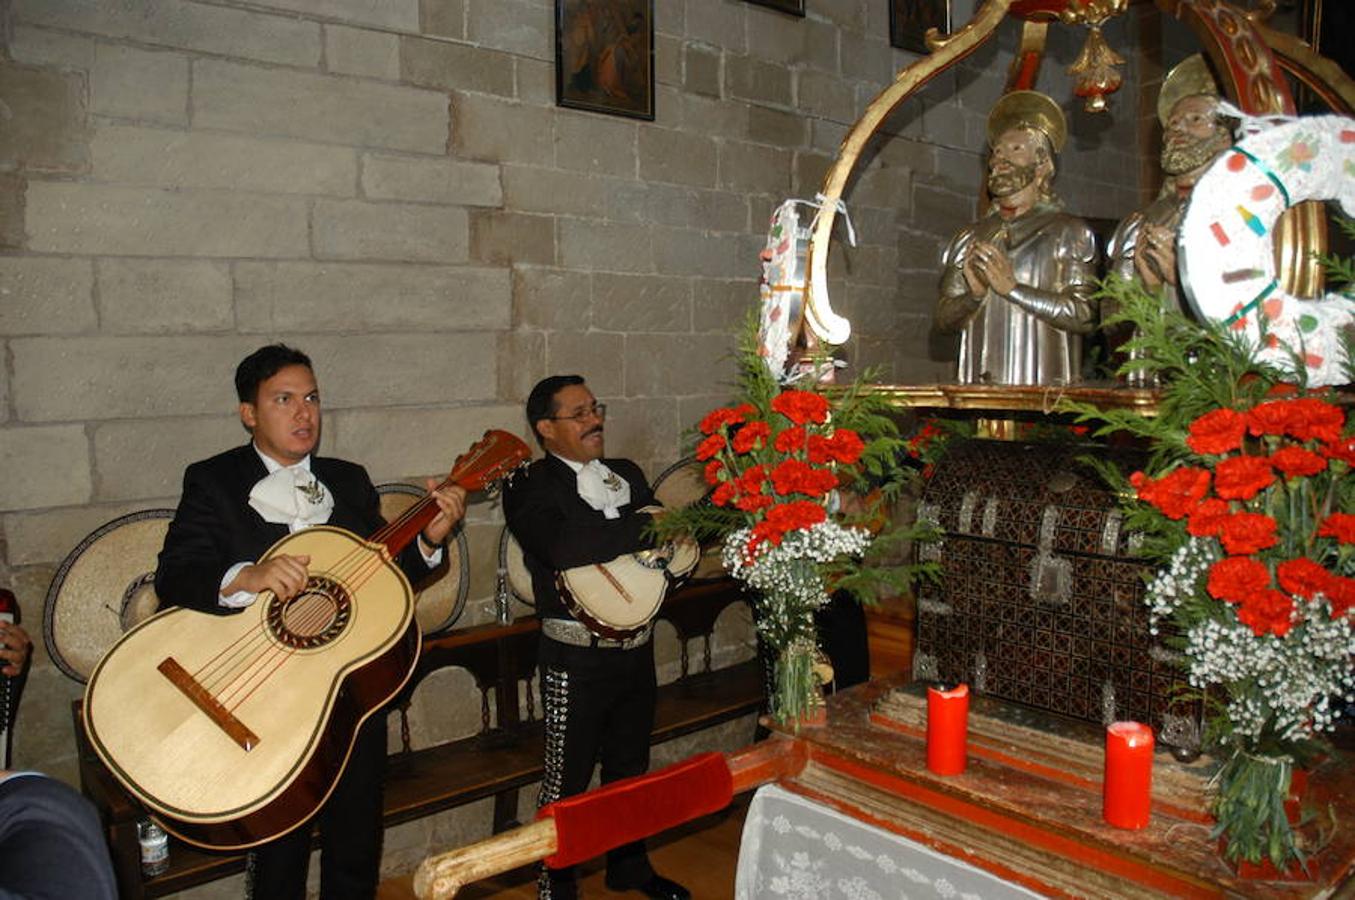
[744,0,805,16]
[889,0,950,54]
[555,0,655,120]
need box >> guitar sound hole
[266,576,352,650]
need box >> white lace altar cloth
[735,784,1044,899]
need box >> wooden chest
[912,438,1200,751]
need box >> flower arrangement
[655,322,936,723]
[1069,275,1355,871]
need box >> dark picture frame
[555,0,655,121]
[744,0,806,17]
[889,0,950,54]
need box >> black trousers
[247,716,386,900]
[537,636,657,898]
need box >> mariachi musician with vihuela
[503,374,694,900]
[89,343,486,900]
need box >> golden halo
[1158,54,1220,126]
[986,90,1067,155]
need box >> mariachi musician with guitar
[148,344,469,900]
[503,375,694,900]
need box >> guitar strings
[187,447,511,713]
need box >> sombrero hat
[377,483,470,636]
[42,509,173,683]
[987,90,1068,154]
[497,525,535,609]
[652,457,727,581]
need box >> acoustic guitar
[82,430,530,850]
[557,517,700,640]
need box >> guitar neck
[371,477,455,557]
[368,429,532,558]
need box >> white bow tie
[575,460,629,520]
[249,465,334,532]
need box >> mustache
[583,425,604,439]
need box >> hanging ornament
[1061,0,1130,113]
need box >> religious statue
[935,91,1098,386]
[1107,55,1229,302]
[1104,55,1230,385]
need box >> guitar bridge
[158,657,260,751]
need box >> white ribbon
[1216,99,1299,139]
[813,192,857,247]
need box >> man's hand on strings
[421,482,468,547]
[227,555,312,602]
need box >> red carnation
[748,519,783,551]
[771,459,837,498]
[699,404,753,435]
[1246,400,1295,438]
[826,429,865,465]
[1321,435,1355,466]
[1218,511,1279,555]
[731,420,771,454]
[1277,558,1333,600]
[771,389,830,425]
[1186,498,1231,538]
[695,433,726,461]
[1236,589,1295,637]
[1317,513,1355,545]
[735,492,773,513]
[710,481,736,507]
[806,434,832,464]
[1269,446,1326,478]
[1187,408,1247,455]
[1207,555,1271,603]
[774,426,807,454]
[703,459,723,486]
[738,465,767,494]
[747,500,828,552]
[1327,575,1355,617]
[1213,455,1274,501]
[765,499,827,532]
[1286,398,1345,444]
[1130,467,1211,520]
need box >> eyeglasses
[547,403,607,422]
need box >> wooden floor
[378,794,751,899]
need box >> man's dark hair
[525,374,585,447]
[235,344,313,403]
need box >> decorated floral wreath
[1178,111,1355,387]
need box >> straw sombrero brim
[378,483,470,636]
[43,509,173,683]
[652,457,727,581]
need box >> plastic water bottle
[138,819,169,877]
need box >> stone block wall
[0,0,1149,885]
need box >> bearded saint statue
[1107,55,1232,300]
[935,91,1099,386]
[1104,55,1232,384]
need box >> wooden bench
[74,579,762,899]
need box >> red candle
[926,683,969,776]
[1103,721,1154,829]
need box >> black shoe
[605,874,691,900]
